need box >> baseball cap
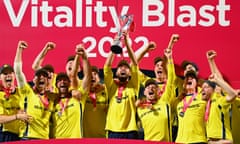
[181,60,199,71]
[145,79,158,88]
[117,60,130,69]
[35,68,48,77]
[0,64,14,74]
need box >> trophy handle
[110,14,134,54]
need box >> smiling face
[183,76,198,94]
[65,60,74,76]
[65,60,81,77]
[56,77,70,95]
[184,64,198,76]
[154,60,166,80]
[91,71,100,87]
[201,82,214,100]
[34,74,48,92]
[116,65,131,82]
[0,71,15,88]
[144,83,158,101]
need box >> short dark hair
[154,57,164,65]
[181,60,199,71]
[67,55,75,63]
[56,72,70,83]
[117,60,130,69]
[42,64,54,73]
[185,70,198,80]
[91,66,99,73]
[204,80,216,89]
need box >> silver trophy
[111,14,134,54]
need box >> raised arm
[123,31,138,66]
[32,42,55,71]
[14,41,28,88]
[70,44,81,89]
[210,74,237,102]
[136,41,156,63]
[206,50,223,79]
[79,44,91,92]
[164,48,174,81]
[166,34,179,80]
[167,34,179,50]
[105,35,118,67]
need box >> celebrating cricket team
[0,31,239,144]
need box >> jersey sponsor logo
[139,107,161,118]
[5,106,20,110]
[54,103,74,112]
[178,103,201,111]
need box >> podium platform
[5,138,174,144]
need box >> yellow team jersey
[207,93,232,141]
[139,61,177,124]
[51,73,58,93]
[52,87,86,138]
[18,84,55,139]
[69,79,82,91]
[176,93,207,143]
[0,89,22,134]
[104,65,139,132]
[137,100,172,141]
[83,85,108,138]
[137,62,175,141]
[139,62,175,103]
[232,97,240,144]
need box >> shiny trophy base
[111,45,123,54]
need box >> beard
[118,76,128,82]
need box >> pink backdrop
[1,0,239,88]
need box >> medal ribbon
[118,85,125,100]
[138,99,157,109]
[89,92,96,108]
[38,94,49,109]
[114,80,128,101]
[59,98,70,115]
[157,81,166,98]
[182,93,197,113]
[34,86,49,109]
[204,99,211,122]
[2,87,13,99]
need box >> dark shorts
[21,137,40,141]
[108,130,138,139]
[1,131,20,142]
[0,131,3,142]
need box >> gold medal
[58,111,62,117]
[117,97,122,103]
[179,111,184,117]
